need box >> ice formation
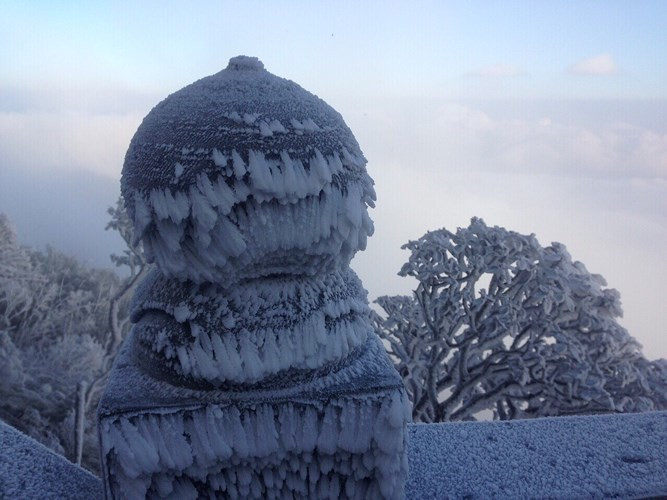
[98,56,410,499]
[121,55,375,285]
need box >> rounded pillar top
[121,56,375,284]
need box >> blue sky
[3,1,666,99]
[1,1,666,358]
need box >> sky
[1,1,666,358]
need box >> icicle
[291,159,309,198]
[154,473,175,497]
[344,185,363,228]
[190,186,218,231]
[135,417,173,471]
[132,192,152,243]
[170,477,198,500]
[176,345,192,374]
[190,337,218,380]
[213,177,237,214]
[212,148,227,168]
[300,407,318,453]
[155,219,184,252]
[290,118,304,131]
[338,401,359,453]
[302,118,321,132]
[216,215,247,257]
[259,121,273,137]
[223,407,248,458]
[269,119,286,133]
[159,414,193,471]
[164,189,190,224]
[239,331,264,381]
[209,472,227,492]
[207,406,233,460]
[185,413,216,468]
[278,404,297,451]
[150,188,170,220]
[231,149,247,179]
[329,152,344,175]
[311,149,332,183]
[119,418,160,475]
[316,405,338,455]
[248,150,273,193]
[222,334,243,377]
[344,476,356,498]
[317,470,331,497]
[255,405,279,456]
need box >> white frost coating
[258,121,273,137]
[101,393,411,499]
[302,118,322,132]
[211,148,227,168]
[231,150,247,179]
[133,268,373,384]
[268,119,286,133]
[127,146,373,284]
[104,56,408,500]
[243,112,260,125]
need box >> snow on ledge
[2,412,665,498]
[406,411,667,499]
[0,421,102,499]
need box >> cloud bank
[344,98,667,359]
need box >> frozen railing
[406,411,667,499]
[3,411,665,499]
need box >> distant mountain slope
[0,165,125,269]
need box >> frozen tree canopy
[98,56,410,499]
[375,218,665,423]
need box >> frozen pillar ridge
[98,56,410,499]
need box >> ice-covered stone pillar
[97,56,410,499]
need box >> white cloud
[345,98,667,358]
[567,54,619,76]
[354,101,667,180]
[0,83,158,177]
[465,64,524,78]
[0,110,142,178]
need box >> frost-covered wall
[5,413,666,499]
[406,411,667,499]
[0,421,103,499]
[98,56,410,499]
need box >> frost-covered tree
[0,214,40,334]
[0,200,147,472]
[1,215,108,466]
[375,218,666,422]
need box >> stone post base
[98,335,410,499]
